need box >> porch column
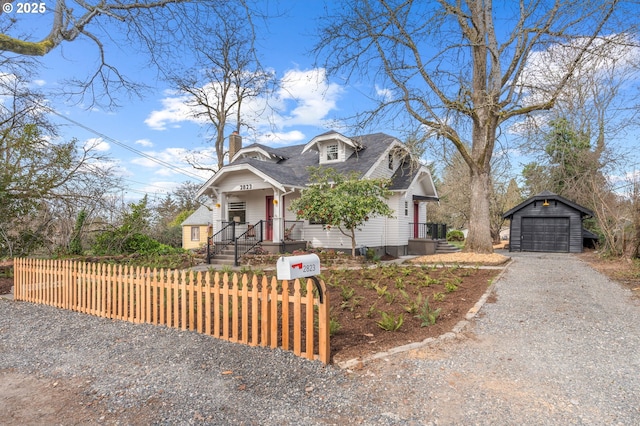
[272,189,282,242]
[217,193,227,230]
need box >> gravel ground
[1,251,639,425]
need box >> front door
[266,196,274,240]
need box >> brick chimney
[228,132,242,163]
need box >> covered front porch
[407,223,457,255]
[207,219,307,265]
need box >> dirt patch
[0,277,11,295]
[321,263,501,363]
[0,260,12,295]
[0,369,158,425]
[578,251,640,298]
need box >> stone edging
[336,258,513,370]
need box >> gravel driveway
[1,252,638,424]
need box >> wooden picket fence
[13,258,330,364]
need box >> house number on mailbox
[239,184,252,190]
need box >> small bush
[414,297,441,327]
[446,229,465,242]
[376,311,404,331]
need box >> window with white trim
[388,153,394,170]
[191,226,200,241]
[326,143,338,161]
[228,201,246,223]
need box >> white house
[196,131,442,263]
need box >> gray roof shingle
[229,132,406,188]
[181,203,213,226]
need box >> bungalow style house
[196,131,444,264]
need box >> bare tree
[630,175,640,258]
[169,8,275,170]
[0,70,120,257]
[429,150,471,230]
[315,0,630,252]
[430,148,519,244]
[0,0,263,108]
[490,178,522,244]
[519,32,640,255]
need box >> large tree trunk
[465,169,494,253]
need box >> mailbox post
[276,253,329,363]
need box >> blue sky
[10,1,362,202]
[5,1,640,202]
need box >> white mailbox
[276,254,321,280]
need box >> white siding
[283,193,300,221]
[217,170,273,193]
[384,193,410,246]
[368,151,396,180]
[244,195,264,224]
[292,190,423,250]
[302,218,389,251]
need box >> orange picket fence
[13,258,330,364]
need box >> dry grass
[409,252,511,266]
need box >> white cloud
[135,138,153,147]
[508,34,640,136]
[144,67,344,137]
[32,79,46,87]
[130,146,216,180]
[375,84,393,102]
[143,181,181,194]
[275,68,344,127]
[83,137,110,152]
[517,34,640,107]
[256,130,306,145]
[144,93,199,130]
[80,158,130,180]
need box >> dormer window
[388,152,394,170]
[302,131,361,164]
[326,144,339,161]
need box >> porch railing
[207,221,265,266]
[234,220,264,266]
[207,221,236,262]
[409,223,448,240]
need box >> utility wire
[40,103,207,182]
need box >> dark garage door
[521,217,570,252]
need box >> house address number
[239,184,252,190]
[302,263,317,273]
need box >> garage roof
[502,190,594,219]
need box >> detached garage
[503,190,594,253]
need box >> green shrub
[376,311,404,331]
[415,297,441,327]
[93,231,183,256]
[446,229,465,242]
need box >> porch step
[208,254,236,267]
[435,240,460,254]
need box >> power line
[40,103,207,182]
